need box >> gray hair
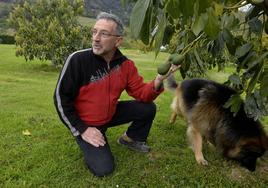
[96,12,124,36]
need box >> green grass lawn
[78,16,96,27]
[0,44,268,187]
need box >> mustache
[93,43,102,48]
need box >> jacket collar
[92,48,127,64]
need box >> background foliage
[8,0,92,66]
[129,0,268,120]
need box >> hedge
[0,34,15,44]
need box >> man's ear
[115,37,123,47]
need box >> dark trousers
[75,100,156,177]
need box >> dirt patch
[228,152,268,182]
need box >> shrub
[0,34,15,44]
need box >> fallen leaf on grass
[22,130,31,136]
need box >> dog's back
[169,78,237,134]
[180,79,235,111]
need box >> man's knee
[86,160,115,177]
[142,102,156,119]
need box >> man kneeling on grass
[54,12,166,177]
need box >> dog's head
[227,133,268,171]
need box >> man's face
[92,19,122,60]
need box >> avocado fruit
[157,62,171,75]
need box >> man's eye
[92,30,97,35]
[101,32,109,36]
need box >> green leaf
[130,0,151,39]
[244,93,266,120]
[222,12,239,30]
[246,61,263,95]
[248,17,263,35]
[223,94,243,116]
[253,90,267,116]
[214,3,223,16]
[192,13,207,36]
[194,49,203,69]
[196,0,209,14]
[210,34,225,56]
[226,37,239,56]
[222,28,233,44]
[180,54,191,78]
[162,24,175,45]
[154,13,167,57]
[235,43,253,58]
[204,8,220,39]
[180,0,195,19]
[247,52,268,70]
[139,5,152,45]
[237,51,255,72]
[229,74,241,85]
[260,64,268,98]
[244,53,267,93]
[165,0,180,19]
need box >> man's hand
[159,64,181,81]
[81,127,106,147]
[154,64,181,90]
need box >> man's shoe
[117,133,150,153]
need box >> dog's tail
[166,74,178,91]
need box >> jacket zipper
[107,62,111,121]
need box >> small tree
[9,0,91,66]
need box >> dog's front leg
[187,125,208,166]
[169,111,177,124]
[169,97,178,123]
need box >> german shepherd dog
[167,76,268,171]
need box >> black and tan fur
[167,76,268,171]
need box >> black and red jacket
[54,48,163,136]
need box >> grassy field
[78,16,96,27]
[0,44,268,187]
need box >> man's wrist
[154,75,164,91]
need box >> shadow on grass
[30,63,61,73]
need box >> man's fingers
[170,65,181,73]
[92,131,106,146]
[83,136,106,147]
[94,129,104,137]
[91,138,106,147]
[89,140,99,147]
[81,127,106,147]
[93,134,106,146]
[160,65,181,80]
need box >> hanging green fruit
[168,53,185,65]
[157,62,171,75]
